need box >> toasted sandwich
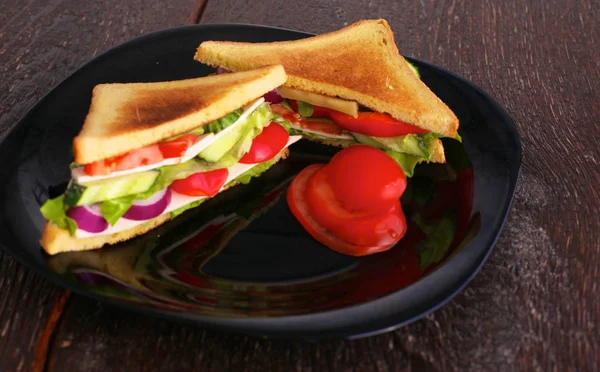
[47,167,293,309]
[40,65,302,255]
[194,19,460,176]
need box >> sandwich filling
[41,99,300,238]
[265,63,459,177]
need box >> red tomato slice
[287,165,398,256]
[158,134,200,158]
[287,100,300,113]
[270,103,299,122]
[309,105,332,118]
[83,160,112,176]
[169,168,229,197]
[286,100,345,135]
[296,119,346,136]
[111,145,164,172]
[329,111,429,137]
[305,166,407,246]
[83,145,164,176]
[325,145,406,212]
[239,123,289,164]
[288,99,333,118]
[288,100,331,118]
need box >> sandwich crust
[194,20,459,138]
[73,65,287,164]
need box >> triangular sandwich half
[40,65,302,255]
[194,19,460,176]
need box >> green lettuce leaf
[279,100,294,112]
[405,60,421,78]
[100,195,136,226]
[296,100,314,117]
[384,150,424,177]
[413,212,457,269]
[232,158,276,186]
[40,195,78,235]
[169,199,207,219]
[273,117,291,131]
[417,133,435,160]
[366,133,435,160]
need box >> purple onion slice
[122,188,171,221]
[67,204,109,233]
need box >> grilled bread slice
[73,65,287,164]
[194,19,459,140]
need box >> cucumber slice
[198,123,245,162]
[373,135,428,158]
[350,133,386,149]
[64,170,159,206]
[352,132,430,159]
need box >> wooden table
[1,0,598,370]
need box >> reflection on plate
[0,24,520,339]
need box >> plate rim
[0,23,522,340]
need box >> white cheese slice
[72,98,266,183]
[289,123,353,140]
[276,86,358,117]
[75,135,302,238]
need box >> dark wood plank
[0,255,65,372]
[0,0,198,370]
[2,0,598,371]
[32,290,71,372]
[48,297,432,371]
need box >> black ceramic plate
[0,24,521,340]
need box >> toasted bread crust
[40,149,289,255]
[73,65,287,164]
[430,138,446,163]
[194,20,459,138]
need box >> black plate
[0,24,521,340]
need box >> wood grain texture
[47,296,434,371]
[1,0,598,371]
[32,290,70,372]
[0,0,197,370]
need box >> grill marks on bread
[73,65,287,164]
[117,86,212,131]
